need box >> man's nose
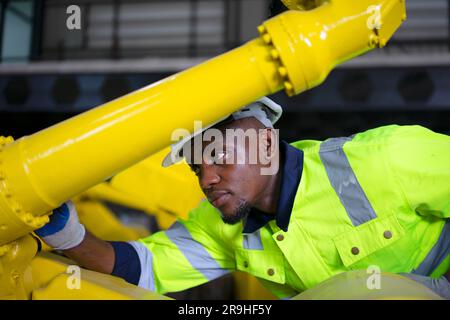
[199,165,220,190]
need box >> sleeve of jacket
[128,200,236,294]
[387,125,450,219]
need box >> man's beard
[220,200,251,225]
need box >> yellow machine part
[29,252,170,300]
[292,270,444,300]
[75,199,149,241]
[0,231,167,299]
[0,235,37,299]
[261,0,406,96]
[84,147,205,230]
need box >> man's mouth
[209,192,231,208]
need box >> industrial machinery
[1,0,432,300]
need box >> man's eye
[213,152,226,163]
[213,151,232,164]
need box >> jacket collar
[242,140,303,233]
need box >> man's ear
[258,128,280,176]
[259,128,278,161]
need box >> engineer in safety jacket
[36,97,450,299]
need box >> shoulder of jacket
[289,139,321,153]
[351,125,436,146]
[351,125,399,142]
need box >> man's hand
[36,201,115,274]
[35,201,86,250]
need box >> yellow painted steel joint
[260,0,406,96]
[0,136,49,247]
[0,235,38,299]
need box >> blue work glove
[35,201,86,250]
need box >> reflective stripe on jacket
[132,125,450,298]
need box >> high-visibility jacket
[129,125,450,298]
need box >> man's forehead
[189,132,232,150]
[191,120,265,147]
[181,117,269,166]
[217,116,265,130]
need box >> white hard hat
[161,97,282,167]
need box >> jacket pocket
[333,214,405,267]
[235,248,286,284]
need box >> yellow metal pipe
[0,0,406,246]
[83,184,150,213]
[0,38,282,245]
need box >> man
[36,97,450,299]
